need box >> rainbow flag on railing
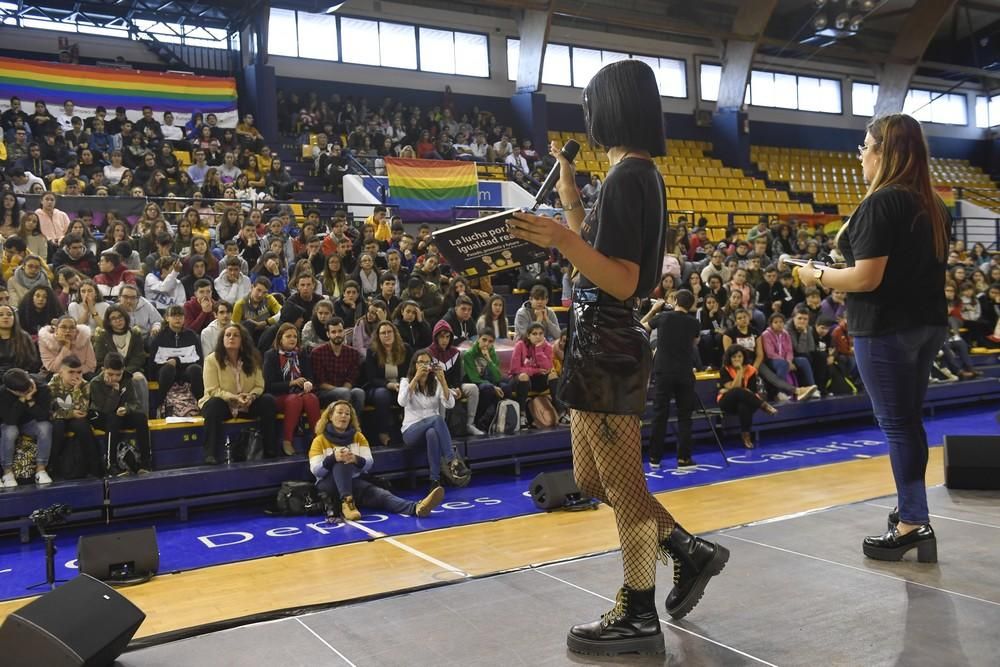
[0,56,237,120]
[385,157,479,222]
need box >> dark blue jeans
[402,415,455,480]
[854,325,947,525]
[317,467,417,515]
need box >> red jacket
[183,296,215,331]
[509,339,554,377]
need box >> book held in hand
[431,207,550,277]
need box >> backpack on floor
[528,395,559,428]
[275,481,322,515]
[490,399,520,435]
[58,438,89,480]
[12,434,37,481]
[160,382,200,418]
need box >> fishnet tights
[571,409,676,591]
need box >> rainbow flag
[0,56,237,117]
[385,157,479,222]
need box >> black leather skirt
[558,287,652,416]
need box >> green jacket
[92,326,147,376]
[462,345,502,385]
[89,374,142,416]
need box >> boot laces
[600,588,628,627]
[657,544,682,585]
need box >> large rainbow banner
[0,56,237,123]
[385,157,479,222]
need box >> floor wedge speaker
[0,574,145,666]
[944,435,1000,490]
[78,526,159,584]
[530,470,581,510]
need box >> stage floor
[120,484,1000,666]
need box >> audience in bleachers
[1,92,997,491]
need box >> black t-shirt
[579,158,665,299]
[651,310,701,375]
[837,187,948,337]
[724,326,758,358]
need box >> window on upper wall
[903,89,968,126]
[418,28,488,77]
[701,64,840,114]
[508,39,687,97]
[296,11,339,62]
[975,95,1000,128]
[267,8,299,57]
[852,82,878,117]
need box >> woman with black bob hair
[509,59,728,656]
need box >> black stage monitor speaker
[944,435,1000,490]
[78,527,159,584]
[0,574,145,666]
[530,470,581,510]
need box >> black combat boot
[659,524,730,619]
[566,585,664,656]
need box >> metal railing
[952,217,1000,250]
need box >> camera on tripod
[29,504,71,532]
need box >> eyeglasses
[857,142,879,157]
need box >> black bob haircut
[582,59,666,157]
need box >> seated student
[233,276,280,342]
[38,315,97,376]
[221,240,249,275]
[94,251,137,300]
[48,354,100,478]
[309,400,445,521]
[399,276,444,323]
[89,352,151,474]
[92,305,150,415]
[183,278,217,332]
[375,272,401,315]
[717,344,778,450]
[214,256,251,305]
[201,300,232,357]
[509,322,561,429]
[334,280,365,330]
[9,254,52,308]
[830,311,860,384]
[351,299,387,353]
[264,323,321,457]
[287,272,324,322]
[301,299,334,352]
[1,237,29,284]
[50,232,99,277]
[117,284,162,336]
[144,256,186,312]
[0,368,53,487]
[776,271,803,318]
[462,328,511,431]
[442,295,477,344]
[394,300,432,350]
[428,320,484,436]
[819,289,847,322]
[199,323,278,464]
[142,232,177,277]
[786,306,822,393]
[723,308,816,402]
[0,304,41,375]
[762,312,816,392]
[67,279,108,331]
[513,285,561,341]
[477,295,509,341]
[313,317,366,416]
[362,321,412,445]
[149,304,204,407]
[398,349,471,491]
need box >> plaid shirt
[311,343,362,387]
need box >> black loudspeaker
[944,435,1000,490]
[78,527,159,584]
[530,470,581,510]
[0,574,145,666]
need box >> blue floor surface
[0,405,996,603]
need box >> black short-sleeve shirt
[837,187,948,337]
[651,310,701,375]
[578,158,666,299]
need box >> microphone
[531,140,580,211]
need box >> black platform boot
[566,586,664,656]
[887,507,900,532]
[659,524,730,620]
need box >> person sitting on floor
[89,352,151,475]
[309,400,445,522]
[0,368,53,487]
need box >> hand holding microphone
[530,140,580,211]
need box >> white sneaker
[466,423,485,436]
[1,472,16,488]
[35,470,52,486]
[776,392,792,402]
